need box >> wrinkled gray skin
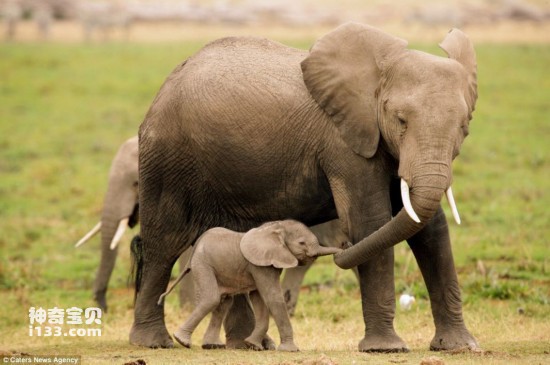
[76,136,346,312]
[133,22,478,351]
[161,220,341,351]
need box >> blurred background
[1,0,549,43]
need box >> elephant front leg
[328,168,407,353]
[244,291,270,350]
[202,297,232,349]
[356,248,409,352]
[281,263,312,316]
[407,207,479,351]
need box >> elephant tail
[156,241,200,306]
[130,235,144,305]
[156,267,191,306]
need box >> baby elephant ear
[240,224,299,269]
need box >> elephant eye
[299,241,306,246]
[397,117,407,127]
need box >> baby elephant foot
[244,336,264,351]
[202,343,226,350]
[277,342,299,352]
[262,335,276,350]
[202,334,225,349]
[173,329,192,348]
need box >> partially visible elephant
[75,135,140,311]
[75,136,343,313]
[159,220,342,351]
[132,22,479,352]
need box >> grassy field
[0,35,549,365]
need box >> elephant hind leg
[129,252,175,348]
[174,268,221,348]
[130,233,191,348]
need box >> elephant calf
[158,220,341,351]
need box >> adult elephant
[132,22,478,352]
[75,136,345,312]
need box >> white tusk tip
[400,179,421,224]
[445,187,461,225]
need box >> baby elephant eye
[398,117,407,126]
[299,241,306,246]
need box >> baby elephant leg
[244,291,269,350]
[174,269,220,348]
[202,296,233,349]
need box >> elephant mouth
[400,178,461,225]
[332,174,462,270]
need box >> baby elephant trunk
[309,245,342,257]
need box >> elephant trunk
[310,245,342,257]
[92,185,136,311]
[92,210,121,311]
[334,169,449,269]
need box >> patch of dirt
[123,360,146,365]
[420,356,445,365]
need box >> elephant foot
[173,328,192,348]
[262,335,276,350]
[430,328,479,351]
[202,343,226,350]
[226,338,250,349]
[358,333,409,353]
[277,342,299,352]
[244,337,264,351]
[202,333,225,349]
[129,322,174,348]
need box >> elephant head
[240,220,342,269]
[75,135,139,310]
[301,23,477,268]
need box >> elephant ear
[301,22,407,158]
[439,28,478,119]
[240,223,299,269]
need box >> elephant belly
[217,271,256,296]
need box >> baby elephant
[158,219,342,351]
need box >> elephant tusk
[110,217,129,250]
[75,222,102,248]
[445,186,461,225]
[400,179,421,223]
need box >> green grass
[1,41,549,364]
